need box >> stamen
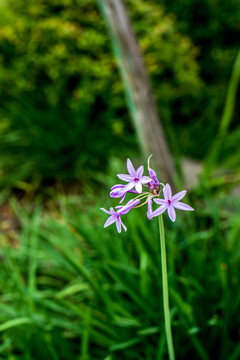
[148,154,153,170]
[134,194,158,208]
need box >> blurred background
[0,0,239,359]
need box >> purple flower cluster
[101,157,194,232]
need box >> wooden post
[97,0,176,186]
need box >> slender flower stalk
[101,156,194,359]
[158,215,175,360]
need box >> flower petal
[151,204,167,218]
[149,169,160,185]
[119,193,126,203]
[110,184,127,198]
[111,184,125,191]
[115,217,122,233]
[128,189,138,194]
[136,165,144,178]
[121,220,127,232]
[104,215,117,228]
[147,199,153,220]
[163,183,172,200]
[167,206,176,222]
[127,158,136,177]
[119,199,140,214]
[135,182,142,193]
[154,198,166,205]
[100,208,112,215]
[124,182,135,192]
[173,202,194,211]
[140,176,152,184]
[117,174,133,182]
[171,190,187,203]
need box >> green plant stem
[158,215,175,360]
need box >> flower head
[117,158,151,194]
[101,156,194,232]
[100,199,140,233]
[151,183,194,222]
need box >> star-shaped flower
[117,159,151,194]
[151,183,194,222]
[100,199,140,233]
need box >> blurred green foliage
[159,0,240,86]
[0,0,202,188]
[203,50,240,179]
[158,0,240,157]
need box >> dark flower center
[168,200,171,205]
[134,178,139,182]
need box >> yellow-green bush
[0,0,202,186]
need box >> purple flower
[151,183,194,222]
[100,199,140,233]
[110,184,127,203]
[110,184,137,204]
[117,159,151,194]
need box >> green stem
[158,215,175,360]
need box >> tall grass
[1,185,240,359]
[203,49,240,179]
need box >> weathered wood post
[97,0,176,186]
